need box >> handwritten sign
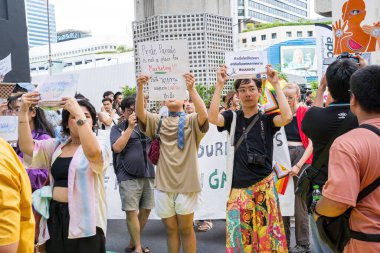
[0,116,18,142]
[225,51,268,78]
[138,40,189,101]
[36,74,79,110]
[0,54,12,77]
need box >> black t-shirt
[110,121,155,182]
[218,110,280,188]
[302,103,358,185]
[284,116,301,142]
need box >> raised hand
[20,91,40,113]
[137,75,150,89]
[61,97,85,119]
[332,19,350,39]
[184,73,196,91]
[127,112,137,130]
[266,64,280,86]
[216,65,228,87]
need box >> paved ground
[106,219,313,253]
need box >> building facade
[133,0,233,91]
[25,0,57,47]
[236,0,309,26]
[57,29,92,43]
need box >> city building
[314,0,331,17]
[133,0,233,90]
[0,0,30,82]
[236,0,310,30]
[25,0,57,47]
[57,29,92,43]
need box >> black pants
[46,200,106,253]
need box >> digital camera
[247,153,266,166]
[336,52,359,65]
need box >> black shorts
[46,200,105,253]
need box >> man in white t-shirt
[98,97,118,130]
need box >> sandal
[126,246,150,253]
[197,220,213,232]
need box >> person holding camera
[209,65,292,252]
[301,54,367,253]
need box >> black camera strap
[235,112,265,153]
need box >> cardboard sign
[36,74,79,110]
[138,40,189,101]
[0,116,18,142]
[225,51,268,78]
[332,0,380,54]
[0,54,12,77]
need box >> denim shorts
[119,178,155,211]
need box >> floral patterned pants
[226,174,288,253]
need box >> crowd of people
[0,56,379,253]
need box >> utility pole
[47,0,52,76]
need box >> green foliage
[116,45,127,53]
[195,83,216,108]
[274,64,288,82]
[310,81,319,90]
[122,86,136,97]
[252,20,331,31]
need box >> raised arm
[266,65,292,127]
[314,74,327,108]
[208,65,228,127]
[18,91,40,157]
[184,73,207,127]
[112,112,136,153]
[61,98,103,172]
[136,75,149,127]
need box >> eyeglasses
[237,87,258,93]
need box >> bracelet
[18,121,28,123]
[295,164,302,169]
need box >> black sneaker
[289,244,311,253]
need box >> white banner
[315,24,333,84]
[106,125,294,219]
[138,40,189,101]
[0,54,12,77]
[0,116,18,142]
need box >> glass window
[286,31,292,37]
[251,37,256,42]
[242,38,247,43]
[261,34,266,41]
[297,31,302,37]
[238,9,245,16]
[308,31,313,37]
[272,33,277,39]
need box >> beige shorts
[154,190,201,218]
[119,178,155,211]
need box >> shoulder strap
[155,116,164,138]
[313,111,356,170]
[229,111,237,146]
[235,113,260,152]
[356,124,380,202]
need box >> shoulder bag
[147,116,163,165]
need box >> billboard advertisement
[280,45,317,77]
[332,0,380,55]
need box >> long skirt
[226,174,288,253]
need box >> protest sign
[332,0,380,55]
[36,74,79,110]
[225,50,268,78]
[0,116,18,142]
[138,40,189,101]
[0,54,12,78]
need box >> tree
[195,83,216,108]
[116,45,127,53]
[122,86,136,97]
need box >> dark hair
[102,97,112,104]
[61,94,97,135]
[306,91,313,96]
[7,93,22,109]
[350,65,380,113]
[114,92,122,99]
[103,91,114,98]
[326,59,358,103]
[120,95,136,111]
[234,78,262,91]
[33,108,56,137]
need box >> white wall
[32,62,136,111]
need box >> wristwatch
[76,118,87,126]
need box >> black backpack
[316,124,380,253]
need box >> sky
[54,0,322,47]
